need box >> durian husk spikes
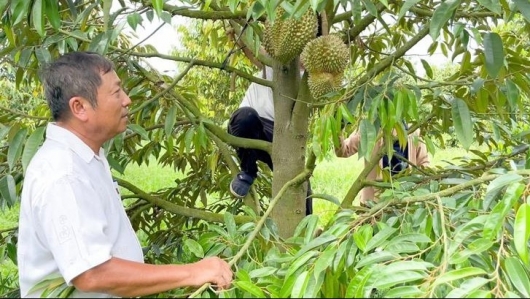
[308,72,344,99]
[262,7,318,64]
[301,34,350,74]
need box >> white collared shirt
[239,66,275,121]
[18,123,144,298]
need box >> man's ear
[69,97,90,122]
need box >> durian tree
[2,0,530,297]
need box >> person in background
[17,52,233,298]
[335,124,430,206]
[227,66,313,216]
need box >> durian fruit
[301,34,350,74]
[308,72,344,99]
[301,34,350,100]
[262,7,318,64]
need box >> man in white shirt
[18,52,233,298]
[227,67,313,215]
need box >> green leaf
[127,12,142,31]
[353,224,373,253]
[483,32,504,79]
[311,193,341,206]
[504,257,530,297]
[184,239,204,258]
[295,234,337,259]
[21,126,45,174]
[398,0,421,20]
[313,246,337,278]
[420,59,433,79]
[361,0,378,17]
[224,212,237,239]
[514,0,530,23]
[339,103,355,125]
[476,0,501,14]
[483,183,524,240]
[286,251,317,278]
[127,124,149,140]
[373,270,426,289]
[345,264,375,297]
[430,0,461,41]
[291,270,309,298]
[384,286,423,298]
[448,215,487,255]
[332,237,350,272]
[380,261,434,274]
[514,203,530,264]
[0,175,17,207]
[445,277,490,298]
[364,227,397,252]
[505,80,520,110]
[451,98,473,150]
[11,0,31,26]
[18,47,33,69]
[35,47,52,64]
[31,0,45,36]
[28,275,66,298]
[354,251,398,269]
[106,155,125,174]
[483,173,523,210]
[280,271,298,298]
[7,128,27,171]
[45,0,61,29]
[234,281,265,297]
[449,238,494,264]
[151,0,163,17]
[434,267,487,286]
[228,0,239,13]
[249,267,277,279]
[359,119,376,161]
[164,106,177,136]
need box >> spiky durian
[308,72,344,100]
[262,7,318,64]
[301,34,350,74]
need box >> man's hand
[192,257,233,290]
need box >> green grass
[112,159,182,194]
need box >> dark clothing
[381,122,410,176]
[228,107,313,215]
[228,107,274,176]
[381,142,409,176]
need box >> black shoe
[230,172,255,198]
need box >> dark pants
[228,107,313,215]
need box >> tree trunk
[270,59,311,238]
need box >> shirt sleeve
[411,130,430,167]
[33,175,113,285]
[415,141,430,167]
[336,130,361,157]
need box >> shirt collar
[45,123,105,163]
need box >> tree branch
[122,50,273,88]
[132,0,254,20]
[409,7,498,18]
[115,177,253,224]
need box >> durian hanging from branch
[262,6,318,64]
[301,34,350,100]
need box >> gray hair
[40,52,114,121]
